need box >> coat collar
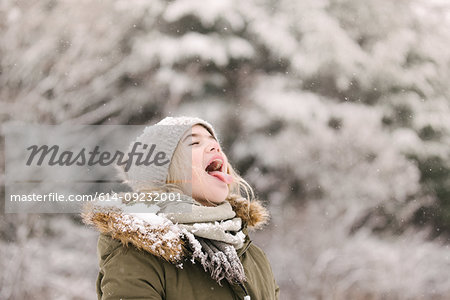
[82,193,269,264]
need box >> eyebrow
[182,133,217,143]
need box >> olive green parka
[82,195,280,300]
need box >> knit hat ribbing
[122,116,218,191]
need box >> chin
[191,174,229,205]
[193,189,228,205]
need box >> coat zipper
[239,283,251,300]
[239,239,252,299]
[238,240,252,258]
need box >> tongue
[208,171,233,184]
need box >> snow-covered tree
[1,0,449,298]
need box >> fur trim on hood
[81,193,270,264]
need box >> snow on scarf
[153,193,247,284]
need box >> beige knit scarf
[151,194,247,285]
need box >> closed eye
[189,142,199,146]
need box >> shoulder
[241,242,280,299]
[97,234,169,299]
[245,242,274,268]
[97,233,166,276]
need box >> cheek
[191,149,204,173]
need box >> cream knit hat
[121,116,219,191]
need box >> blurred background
[1,0,450,299]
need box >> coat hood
[82,193,270,264]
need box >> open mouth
[204,158,233,184]
[205,158,224,173]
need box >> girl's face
[179,124,232,206]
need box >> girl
[82,116,279,299]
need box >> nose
[206,140,221,153]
